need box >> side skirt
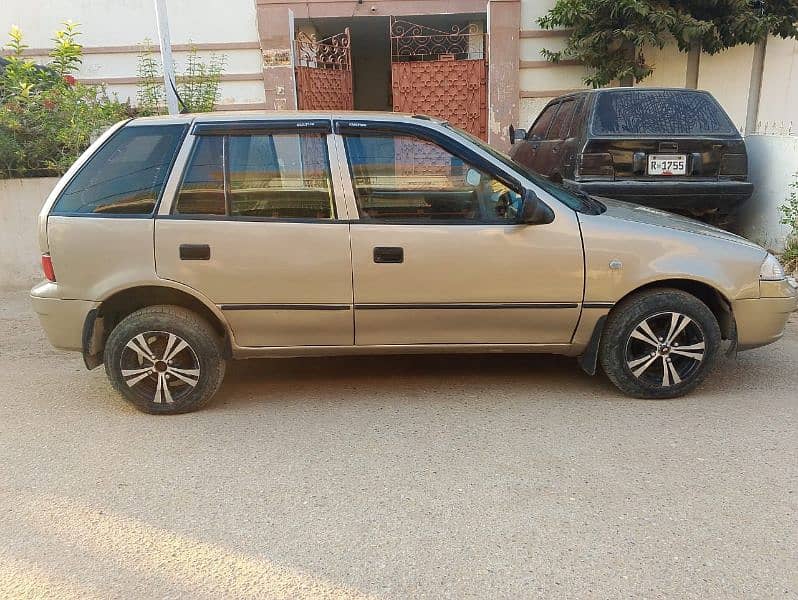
[232,343,581,360]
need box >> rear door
[587,89,744,181]
[155,119,354,348]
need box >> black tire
[599,289,721,399]
[104,305,226,414]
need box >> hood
[595,197,762,250]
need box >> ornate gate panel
[295,29,353,111]
[390,18,487,140]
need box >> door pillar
[256,5,298,110]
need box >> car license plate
[648,154,687,176]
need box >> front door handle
[373,246,404,264]
[179,244,211,260]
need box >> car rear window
[592,90,738,136]
[52,124,186,215]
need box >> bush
[136,40,225,115]
[779,174,798,274]
[0,22,132,178]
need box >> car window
[343,133,522,223]
[175,136,225,215]
[52,124,186,215]
[567,96,587,138]
[530,103,560,139]
[592,90,738,136]
[175,132,335,219]
[546,100,576,140]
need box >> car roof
[129,110,448,127]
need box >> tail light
[41,254,56,282]
[576,153,614,178]
[719,153,747,176]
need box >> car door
[155,119,354,348]
[334,119,584,346]
[509,101,560,175]
[536,98,577,181]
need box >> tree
[538,0,798,88]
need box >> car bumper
[733,279,798,351]
[565,179,753,212]
[30,281,98,351]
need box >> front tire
[599,289,721,399]
[104,305,226,414]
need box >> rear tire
[599,289,721,399]
[104,305,226,414]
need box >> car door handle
[373,246,404,264]
[179,244,211,260]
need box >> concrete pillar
[487,0,521,151]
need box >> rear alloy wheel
[599,289,721,398]
[104,306,226,414]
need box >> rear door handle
[179,244,211,260]
[373,246,404,264]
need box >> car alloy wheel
[120,331,201,405]
[625,311,705,388]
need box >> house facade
[4,0,797,148]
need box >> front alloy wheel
[599,289,721,399]
[625,312,705,388]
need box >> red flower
[63,74,76,86]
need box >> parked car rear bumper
[30,281,97,351]
[565,179,753,213]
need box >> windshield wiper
[571,189,606,215]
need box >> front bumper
[30,281,98,351]
[565,179,753,213]
[733,279,798,351]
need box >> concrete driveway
[0,288,796,599]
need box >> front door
[335,120,584,346]
[155,120,353,348]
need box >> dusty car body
[31,111,796,413]
[508,88,753,224]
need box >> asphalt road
[0,288,796,599]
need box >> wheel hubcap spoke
[625,311,705,388]
[120,331,200,405]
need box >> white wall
[1,0,265,108]
[0,178,57,289]
[738,135,798,251]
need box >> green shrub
[0,22,132,178]
[779,174,798,274]
[136,41,226,115]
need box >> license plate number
[648,154,687,176]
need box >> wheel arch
[83,284,231,369]
[579,277,736,376]
[616,278,735,341]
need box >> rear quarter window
[591,90,738,136]
[52,124,187,215]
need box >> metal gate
[390,18,487,140]
[294,29,353,111]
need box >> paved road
[0,288,796,599]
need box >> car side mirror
[509,125,527,145]
[517,189,555,225]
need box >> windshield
[441,123,599,214]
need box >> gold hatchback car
[31,112,797,413]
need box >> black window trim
[170,127,339,222]
[335,119,529,225]
[191,119,333,136]
[50,122,189,219]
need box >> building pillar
[256,5,297,110]
[487,0,521,151]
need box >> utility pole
[154,0,179,115]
